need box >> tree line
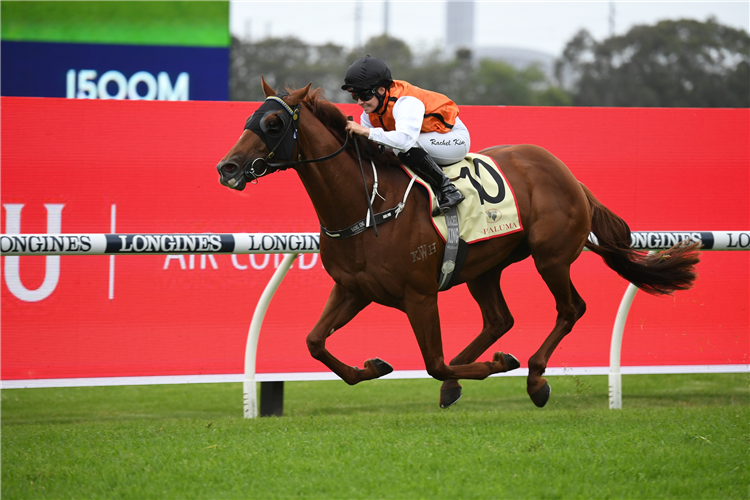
[231,17,749,107]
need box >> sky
[230,0,750,57]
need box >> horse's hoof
[366,358,394,378]
[440,385,462,408]
[492,351,520,372]
[502,352,520,371]
[529,382,551,408]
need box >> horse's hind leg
[526,262,587,407]
[439,266,520,408]
[404,290,513,386]
[306,283,393,385]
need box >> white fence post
[243,253,298,418]
[609,282,640,410]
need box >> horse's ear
[287,83,312,105]
[261,76,276,97]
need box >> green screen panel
[1,1,229,47]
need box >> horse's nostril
[222,163,238,174]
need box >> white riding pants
[415,117,471,165]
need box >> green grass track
[2,373,748,499]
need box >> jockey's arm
[365,96,425,153]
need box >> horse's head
[216,77,312,191]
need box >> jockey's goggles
[349,88,378,102]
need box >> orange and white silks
[367,80,459,133]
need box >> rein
[266,131,351,168]
[351,120,378,237]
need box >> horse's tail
[581,183,701,295]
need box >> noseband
[243,95,350,181]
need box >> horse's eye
[264,116,284,137]
[266,117,280,129]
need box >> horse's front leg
[306,283,393,385]
[404,290,510,383]
[439,267,520,408]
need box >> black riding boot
[398,148,465,216]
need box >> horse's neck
[295,125,373,231]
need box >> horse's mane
[300,87,403,171]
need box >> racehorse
[216,79,700,408]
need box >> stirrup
[432,191,464,216]
[432,206,447,216]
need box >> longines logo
[111,234,224,253]
[630,232,702,249]
[1,234,93,253]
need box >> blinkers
[244,95,300,179]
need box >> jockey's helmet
[341,56,393,92]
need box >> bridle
[242,94,399,238]
[243,95,350,181]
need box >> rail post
[243,253,298,418]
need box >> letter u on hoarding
[3,204,64,302]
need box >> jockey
[342,56,468,215]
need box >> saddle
[400,153,523,244]
[401,153,523,290]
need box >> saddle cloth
[400,153,523,243]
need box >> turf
[2,373,748,499]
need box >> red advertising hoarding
[1,97,748,382]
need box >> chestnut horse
[216,80,700,408]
